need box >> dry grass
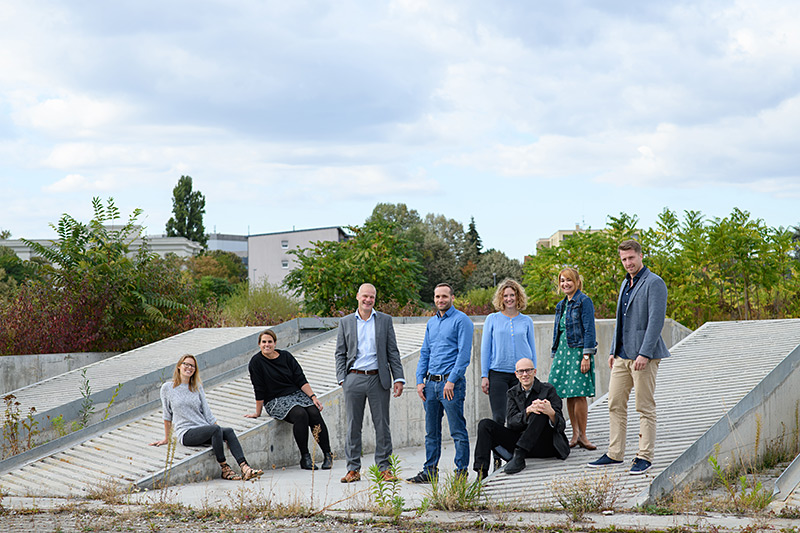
[550,471,620,521]
[84,476,127,505]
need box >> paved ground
[3,442,799,532]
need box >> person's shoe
[629,457,652,475]
[587,454,623,468]
[474,467,489,482]
[381,470,399,482]
[300,453,318,470]
[503,448,527,475]
[220,463,242,480]
[321,452,334,470]
[340,470,361,483]
[578,437,597,451]
[407,469,438,484]
[239,462,263,481]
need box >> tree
[0,228,10,240]
[165,175,207,247]
[469,249,522,289]
[284,220,424,315]
[6,197,212,354]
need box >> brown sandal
[220,463,242,480]
[240,462,263,481]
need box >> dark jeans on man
[473,415,558,473]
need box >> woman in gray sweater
[150,354,262,481]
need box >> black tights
[183,425,246,465]
[284,405,331,455]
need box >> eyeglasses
[182,362,196,369]
[515,368,535,375]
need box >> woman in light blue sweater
[480,278,537,427]
[150,354,262,481]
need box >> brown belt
[349,369,379,375]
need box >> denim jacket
[551,290,597,357]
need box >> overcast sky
[1,0,798,260]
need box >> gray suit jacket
[335,311,404,390]
[610,267,671,360]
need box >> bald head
[515,358,536,387]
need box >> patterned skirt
[265,389,314,420]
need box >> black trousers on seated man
[473,378,569,474]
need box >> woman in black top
[245,329,333,470]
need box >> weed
[2,393,22,458]
[550,471,619,521]
[102,383,123,421]
[426,470,485,511]
[51,415,68,438]
[708,446,772,513]
[367,454,405,522]
[72,368,95,431]
[85,475,126,505]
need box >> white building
[248,226,349,286]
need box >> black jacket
[506,378,570,460]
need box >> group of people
[151,238,670,483]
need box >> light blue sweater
[480,312,537,377]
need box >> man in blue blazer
[588,239,670,475]
[335,283,405,483]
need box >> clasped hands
[526,398,554,417]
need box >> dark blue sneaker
[587,454,623,468]
[629,457,652,475]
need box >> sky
[1,0,799,261]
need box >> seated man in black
[473,358,569,479]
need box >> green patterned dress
[549,311,595,398]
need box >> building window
[281,240,289,249]
[281,259,289,269]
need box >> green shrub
[219,281,300,326]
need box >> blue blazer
[610,268,671,360]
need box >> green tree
[284,220,424,315]
[0,228,10,240]
[165,175,207,248]
[469,249,522,289]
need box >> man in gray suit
[335,283,405,483]
[588,239,670,475]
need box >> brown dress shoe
[340,470,361,483]
[381,470,399,482]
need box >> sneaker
[587,454,623,468]
[407,469,438,484]
[629,457,652,475]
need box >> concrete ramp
[0,324,427,497]
[482,319,800,508]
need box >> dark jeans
[473,416,558,473]
[488,370,518,424]
[285,405,331,455]
[183,425,245,465]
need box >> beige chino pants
[607,357,660,463]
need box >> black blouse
[248,349,309,403]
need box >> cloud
[43,173,111,193]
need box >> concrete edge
[647,341,800,503]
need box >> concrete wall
[137,316,691,488]
[648,343,800,503]
[0,352,119,396]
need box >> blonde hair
[492,278,528,311]
[171,354,201,392]
[558,268,583,293]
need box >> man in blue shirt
[408,283,474,483]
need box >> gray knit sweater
[159,382,217,444]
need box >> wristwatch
[582,355,590,360]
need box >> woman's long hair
[171,354,202,392]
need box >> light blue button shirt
[352,309,378,371]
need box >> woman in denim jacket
[550,268,597,450]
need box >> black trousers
[473,415,558,473]
[183,425,245,465]
[488,370,518,424]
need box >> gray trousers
[344,372,392,472]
